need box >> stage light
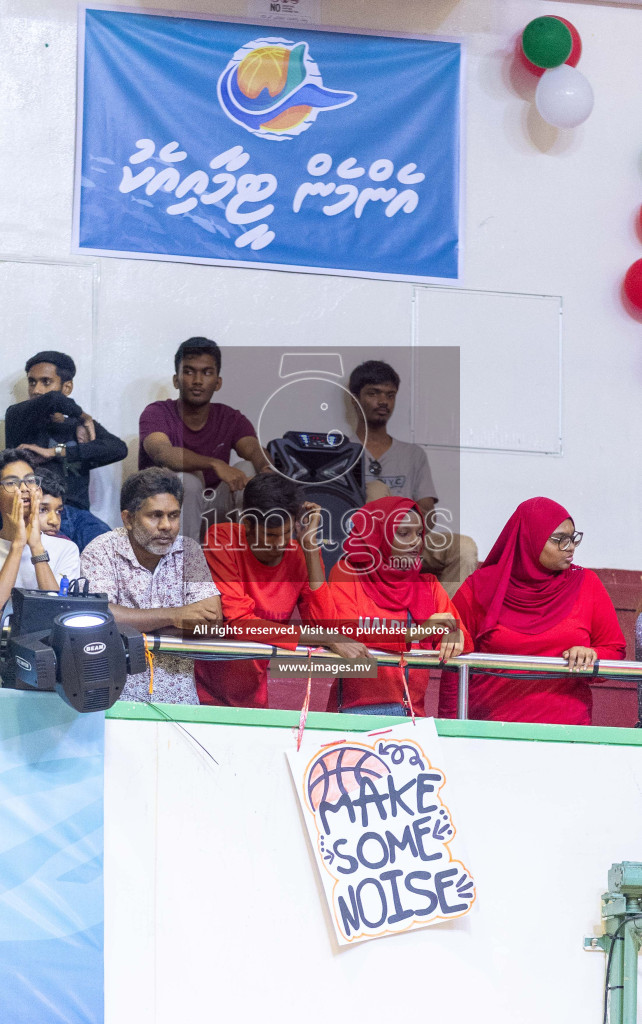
[1,589,146,713]
[59,613,109,629]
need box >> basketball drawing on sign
[307,745,390,809]
[289,723,475,946]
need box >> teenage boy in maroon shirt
[139,337,271,540]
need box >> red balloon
[555,17,582,67]
[517,39,546,78]
[517,17,582,76]
[623,259,642,312]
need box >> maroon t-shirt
[139,399,256,490]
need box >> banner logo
[217,37,357,141]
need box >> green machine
[585,862,642,1024]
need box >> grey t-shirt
[361,438,438,502]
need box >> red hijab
[467,496,584,639]
[341,497,436,621]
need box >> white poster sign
[288,719,475,945]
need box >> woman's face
[539,518,577,572]
[387,508,424,569]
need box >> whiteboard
[412,286,562,454]
[0,257,116,517]
[0,258,97,416]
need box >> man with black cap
[4,351,127,550]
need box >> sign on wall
[74,8,462,282]
[288,720,475,945]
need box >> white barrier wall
[104,709,642,1024]
[1,0,642,566]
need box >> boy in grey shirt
[349,360,477,596]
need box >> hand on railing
[421,613,464,664]
[324,640,370,661]
[145,636,642,678]
[562,646,597,672]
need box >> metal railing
[146,635,642,721]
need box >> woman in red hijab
[439,496,626,724]
[327,496,472,715]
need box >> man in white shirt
[0,449,80,608]
[81,467,222,704]
[349,361,478,596]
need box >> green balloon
[522,17,572,69]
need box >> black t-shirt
[5,393,127,510]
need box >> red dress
[439,569,626,724]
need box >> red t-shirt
[138,399,256,490]
[195,522,334,708]
[325,560,473,713]
[439,569,626,725]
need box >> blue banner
[0,692,104,1024]
[75,9,461,281]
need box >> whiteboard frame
[411,284,563,456]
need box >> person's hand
[25,495,44,553]
[76,413,96,443]
[438,631,465,663]
[214,462,249,493]
[563,646,597,672]
[424,612,459,634]
[171,596,223,633]
[296,501,322,552]
[422,612,464,663]
[3,490,27,547]
[324,640,370,660]
[17,443,55,461]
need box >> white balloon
[535,65,594,129]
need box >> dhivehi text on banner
[74,8,461,281]
[0,692,104,1024]
[288,719,475,946]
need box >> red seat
[588,568,641,728]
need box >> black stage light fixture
[1,589,146,713]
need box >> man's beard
[368,413,389,427]
[131,523,174,555]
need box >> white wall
[103,716,642,1024]
[1,0,641,567]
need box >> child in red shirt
[195,474,357,707]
